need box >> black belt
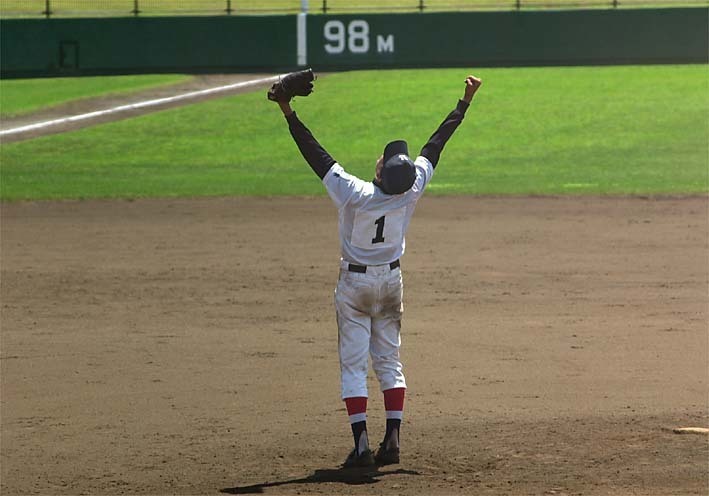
[348,259,400,273]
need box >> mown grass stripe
[1,65,706,200]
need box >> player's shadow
[221,466,421,494]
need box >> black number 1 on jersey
[372,215,386,244]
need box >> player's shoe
[374,443,400,465]
[342,448,375,468]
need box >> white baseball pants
[335,260,407,399]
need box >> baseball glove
[267,68,314,102]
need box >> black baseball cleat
[342,448,375,468]
[374,443,400,465]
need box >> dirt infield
[1,196,707,495]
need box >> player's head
[375,140,416,195]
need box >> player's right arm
[420,75,482,169]
[278,101,335,180]
[278,102,365,209]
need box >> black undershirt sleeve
[285,111,336,180]
[420,99,470,169]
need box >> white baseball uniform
[323,158,433,398]
[283,98,470,401]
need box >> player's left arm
[420,75,482,168]
[278,101,336,180]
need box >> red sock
[383,388,405,447]
[383,387,405,418]
[344,396,367,424]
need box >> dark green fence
[308,8,709,69]
[0,15,297,77]
[1,8,706,78]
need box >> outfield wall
[0,16,297,78]
[1,8,706,78]
[308,9,708,68]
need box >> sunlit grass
[1,65,707,200]
[1,0,704,17]
[0,74,190,117]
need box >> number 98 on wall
[323,20,395,55]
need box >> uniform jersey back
[323,156,434,265]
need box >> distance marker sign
[308,15,402,67]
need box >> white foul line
[0,74,285,138]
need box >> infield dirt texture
[1,69,708,495]
[2,195,707,495]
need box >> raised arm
[278,101,335,180]
[420,75,482,168]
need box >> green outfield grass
[1,65,707,200]
[0,74,190,118]
[1,0,704,17]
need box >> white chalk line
[0,74,285,138]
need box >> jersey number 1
[372,215,386,244]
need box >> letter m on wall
[377,34,394,53]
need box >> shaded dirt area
[1,196,708,495]
[0,74,277,143]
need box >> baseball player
[270,72,482,468]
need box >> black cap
[380,140,416,195]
